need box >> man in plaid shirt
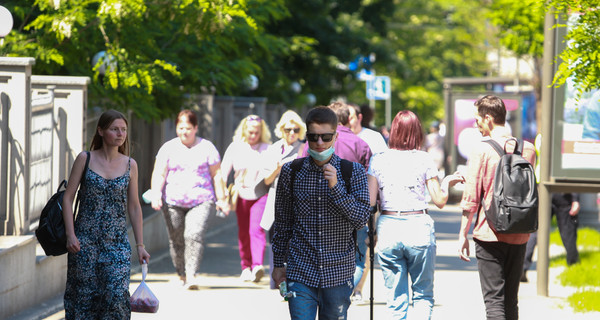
[272,106,371,320]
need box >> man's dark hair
[305,106,339,130]
[327,101,350,126]
[475,95,507,125]
[360,104,374,128]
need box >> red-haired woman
[367,110,463,319]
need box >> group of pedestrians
[59,94,546,320]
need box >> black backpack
[288,157,364,259]
[36,152,90,256]
[483,138,538,234]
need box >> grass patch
[567,290,600,313]
[548,226,600,313]
[557,251,600,287]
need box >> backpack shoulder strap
[483,139,505,156]
[74,151,91,217]
[339,159,363,260]
[289,157,305,194]
[339,159,353,192]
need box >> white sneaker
[251,265,264,283]
[240,268,253,281]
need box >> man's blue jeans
[353,225,369,287]
[287,280,353,320]
[376,214,436,320]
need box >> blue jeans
[376,214,436,320]
[287,280,353,320]
[353,225,369,287]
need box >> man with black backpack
[457,95,537,320]
[272,106,370,320]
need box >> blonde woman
[221,115,272,282]
[261,110,306,230]
[260,110,306,288]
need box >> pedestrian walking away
[62,109,150,319]
[367,110,463,320]
[347,102,388,306]
[272,106,371,320]
[457,95,536,320]
[148,109,229,290]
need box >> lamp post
[0,5,14,49]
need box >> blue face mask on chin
[307,146,335,162]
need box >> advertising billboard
[448,92,535,174]
[551,15,600,182]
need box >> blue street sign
[366,76,391,100]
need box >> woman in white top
[221,115,272,282]
[367,110,463,320]
[260,110,306,289]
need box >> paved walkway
[11,205,599,319]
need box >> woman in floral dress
[62,109,150,319]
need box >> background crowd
[62,96,563,320]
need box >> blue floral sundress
[64,158,132,319]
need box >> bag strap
[485,138,524,156]
[483,139,505,156]
[339,159,353,189]
[289,157,353,193]
[73,151,90,218]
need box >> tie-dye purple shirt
[156,137,221,208]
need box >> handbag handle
[142,262,148,281]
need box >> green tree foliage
[485,0,600,98]
[3,0,489,124]
[372,0,488,126]
[3,0,288,119]
[549,0,600,96]
[254,0,397,110]
[487,0,544,98]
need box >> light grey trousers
[162,201,215,278]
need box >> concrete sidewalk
[10,205,599,319]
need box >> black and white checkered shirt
[272,154,370,288]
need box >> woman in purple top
[149,110,228,289]
[221,115,272,283]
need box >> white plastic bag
[130,262,159,313]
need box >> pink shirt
[460,127,536,245]
[156,137,221,208]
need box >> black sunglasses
[283,128,300,134]
[306,132,335,142]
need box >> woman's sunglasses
[283,128,300,134]
[306,132,335,142]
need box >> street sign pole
[366,75,391,128]
[385,96,391,129]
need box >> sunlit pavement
[11,205,599,319]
